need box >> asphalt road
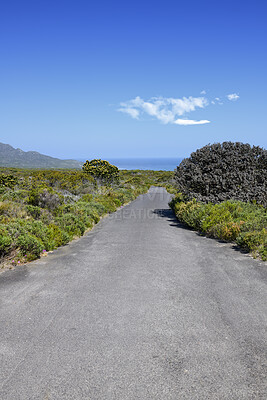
[0,187,267,400]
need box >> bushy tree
[82,159,119,186]
[175,142,267,205]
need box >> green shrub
[77,202,100,223]
[0,234,12,256]
[0,174,18,188]
[170,194,267,260]
[81,194,93,202]
[26,205,41,219]
[87,201,106,216]
[46,224,70,248]
[113,198,121,207]
[55,213,87,237]
[1,220,23,240]
[17,234,44,259]
[28,188,40,206]
[25,221,49,243]
[236,229,267,260]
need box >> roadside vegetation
[171,142,267,261]
[1,142,266,268]
[0,164,174,267]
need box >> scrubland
[0,168,173,267]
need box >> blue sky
[0,0,266,159]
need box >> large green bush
[175,142,267,205]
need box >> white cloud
[227,93,240,101]
[118,95,209,125]
[117,106,140,119]
[200,90,206,95]
[174,119,210,125]
[213,97,224,105]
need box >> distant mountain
[0,143,83,169]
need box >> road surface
[0,187,266,399]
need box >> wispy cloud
[174,119,210,125]
[227,93,240,101]
[118,96,210,125]
[118,106,140,119]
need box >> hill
[0,143,82,169]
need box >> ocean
[79,158,183,171]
